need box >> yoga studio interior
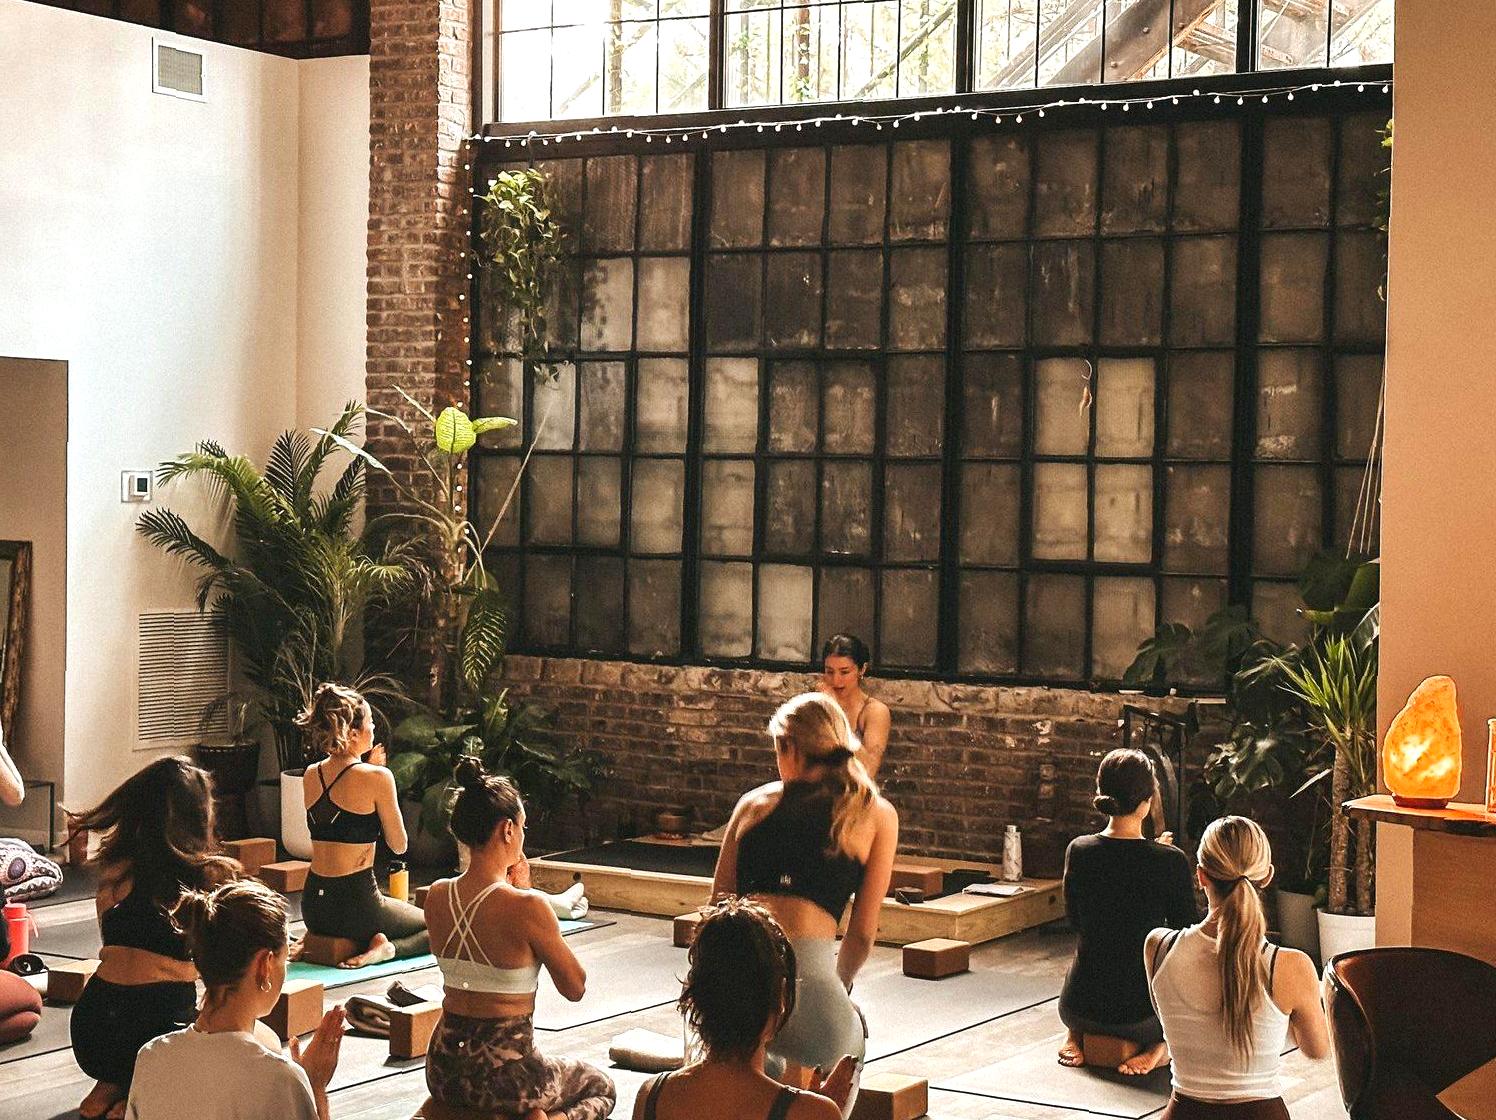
[3,1,1495,1118]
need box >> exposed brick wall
[502,655,1206,878]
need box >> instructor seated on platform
[712,692,899,1118]
[817,634,891,779]
[1058,747,1197,1075]
[298,683,428,966]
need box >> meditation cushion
[0,969,43,1044]
[0,840,63,904]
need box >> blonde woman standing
[298,683,427,966]
[1146,817,1330,1119]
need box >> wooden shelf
[1345,794,1496,837]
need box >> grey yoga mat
[857,967,1061,1061]
[536,938,686,1031]
[937,1042,1174,1119]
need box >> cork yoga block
[1083,1033,1142,1069]
[260,979,324,1041]
[887,863,943,898]
[223,837,277,876]
[389,1001,443,1059]
[415,884,431,909]
[673,910,707,948]
[901,938,971,980]
[258,860,310,894]
[300,933,361,967]
[46,959,100,1005]
[849,1073,929,1120]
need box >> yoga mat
[23,867,99,911]
[535,938,686,1030]
[0,998,71,1066]
[542,840,720,878]
[858,968,1060,1061]
[938,1043,1173,1119]
[30,915,100,962]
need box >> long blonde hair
[294,682,368,759]
[1197,815,1274,1055]
[769,692,878,857]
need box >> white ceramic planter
[1317,908,1376,964]
[279,770,313,860]
[1274,889,1322,962]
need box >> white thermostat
[122,471,154,503]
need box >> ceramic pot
[1316,908,1376,965]
[280,770,313,860]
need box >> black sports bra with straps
[642,1071,799,1120]
[305,763,382,844]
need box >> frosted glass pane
[822,361,877,454]
[636,257,691,351]
[963,243,1028,348]
[711,148,766,248]
[767,361,819,453]
[1166,352,1235,460]
[1092,577,1156,679]
[475,455,522,547]
[829,145,887,245]
[699,561,753,657]
[885,356,944,457]
[1253,465,1322,576]
[768,147,826,247]
[579,361,626,451]
[959,463,1020,566]
[1256,350,1322,460]
[821,461,872,558]
[1161,577,1227,633]
[756,565,814,661]
[1101,126,1168,234]
[576,458,621,546]
[825,250,884,349]
[525,455,573,545]
[543,260,581,350]
[889,139,951,241]
[628,558,681,656]
[1095,358,1155,458]
[574,556,625,654]
[706,254,762,350]
[636,358,689,453]
[1095,464,1153,564]
[765,460,816,555]
[817,567,874,652]
[962,353,1024,458]
[1032,462,1088,560]
[958,570,1019,675]
[1335,354,1383,461]
[583,155,638,252]
[1034,358,1092,456]
[1031,240,1094,346]
[640,155,693,251]
[888,248,948,350]
[1253,580,1311,647]
[1334,230,1388,345]
[765,252,822,349]
[1034,130,1098,237]
[1336,113,1390,228]
[476,357,523,450]
[631,458,685,554]
[1100,238,1164,346]
[701,459,756,555]
[1259,233,1327,343]
[1163,464,1230,573]
[704,357,760,452]
[1024,574,1085,678]
[967,134,1030,240]
[1335,464,1380,557]
[1262,117,1332,229]
[884,463,942,562]
[523,554,570,648]
[581,258,635,351]
[1171,236,1237,346]
[1173,121,1240,233]
[880,569,938,668]
[532,363,576,451]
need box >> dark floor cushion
[0,969,43,1044]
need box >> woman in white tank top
[1146,817,1330,1120]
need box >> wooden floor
[0,894,1348,1120]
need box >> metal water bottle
[1002,824,1023,883]
[387,860,409,902]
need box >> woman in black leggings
[297,683,427,965]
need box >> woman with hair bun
[422,756,615,1120]
[1147,817,1329,1118]
[1058,747,1198,1074]
[817,635,891,779]
[298,683,427,966]
[126,879,346,1120]
[712,692,899,1117]
[634,898,849,1120]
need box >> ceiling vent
[153,39,205,102]
[138,611,228,743]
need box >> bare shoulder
[872,793,898,827]
[733,781,785,828]
[866,696,892,722]
[789,1092,842,1120]
[1274,945,1319,988]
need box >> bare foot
[1118,1041,1169,1076]
[339,933,396,968]
[78,1081,123,1120]
[1057,1031,1085,1067]
[105,1100,127,1120]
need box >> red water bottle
[3,901,34,967]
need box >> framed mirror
[0,540,30,737]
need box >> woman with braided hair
[711,692,899,1117]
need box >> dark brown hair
[679,898,797,1062]
[1093,747,1159,817]
[294,682,369,758]
[449,756,524,848]
[173,878,289,992]
[821,633,872,671]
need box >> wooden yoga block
[849,1073,929,1120]
[902,938,970,980]
[389,1001,443,1059]
[673,909,707,948]
[1083,1033,1141,1069]
[300,933,361,967]
[47,958,99,1005]
[258,859,310,894]
[260,979,324,1041]
[887,862,943,898]
[414,884,431,909]
[224,837,277,875]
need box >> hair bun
[1092,794,1121,815]
[453,755,487,790]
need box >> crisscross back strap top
[435,879,541,995]
[305,763,382,844]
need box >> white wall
[0,1,369,808]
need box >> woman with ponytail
[634,899,849,1120]
[712,692,899,1117]
[1147,817,1329,1119]
[422,756,615,1120]
[126,879,346,1120]
[297,683,428,965]
[1058,748,1198,1074]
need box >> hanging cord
[1347,368,1385,559]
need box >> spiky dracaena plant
[137,402,412,771]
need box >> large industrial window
[473,96,1388,685]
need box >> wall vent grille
[153,41,205,101]
[138,611,228,742]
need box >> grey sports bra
[435,879,541,995]
[642,1071,798,1120]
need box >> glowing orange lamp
[1382,675,1463,809]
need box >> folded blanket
[343,981,446,1037]
[0,840,62,903]
[608,1028,685,1073]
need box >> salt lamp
[1382,675,1462,809]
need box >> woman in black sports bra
[712,692,898,1118]
[69,757,237,1120]
[632,898,849,1120]
[298,683,428,965]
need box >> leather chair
[1325,947,1496,1119]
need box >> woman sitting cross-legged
[422,757,616,1120]
[126,879,346,1120]
[69,757,239,1120]
[712,692,899,1117]
[634,898,851,1120]
[1147,817,1329,1120]
[298,683,428,967]
[1058,747,1198,1074]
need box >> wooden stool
[849,1073,929,1120]
[46,959,99,1005]
[673,909,707,948]
[887,862,943,897]
[1082,1033,1141,1069]
[260,979,324,1041]
[389,1001,443,1059]
[258,860,310,894]
[902,938,970,979]
[224,837,277,876]
[300,933,361,967]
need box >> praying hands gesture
[809,1056,859,1111]
[290,1007,346,1120]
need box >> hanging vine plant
[477,168,564,357]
